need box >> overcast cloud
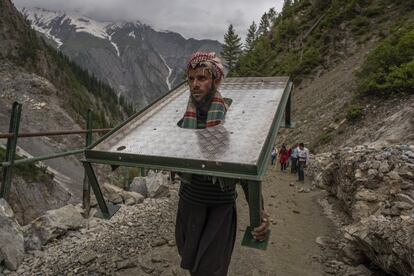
[13,0,284,42]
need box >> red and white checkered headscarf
[187,52,224,80]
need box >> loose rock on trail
[9,165,336,276]
[229,166,333,276]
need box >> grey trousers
[175,198,237,276]
[298,161,306,181]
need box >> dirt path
[228,167,333,276]
[164,166,334,276]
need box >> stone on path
[103,183,144,205]
[0,199,24,271]
[24,204,85,250]
[146,171,170,198]
[130,177,148,197]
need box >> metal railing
[0,102,112,212]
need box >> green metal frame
[85,80,293,181]
[0,103,118,220]
[83,78,293,249]
[0,102,22,200]
[241,180,271,250]
[1,149,84,167]
[280,90,295,129]
[82,161,120,219]
[256,81,293,179]
[84,154,258,180]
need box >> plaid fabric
[187,52,224,80]
[180,90,228,129]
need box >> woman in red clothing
[279,144,290,171]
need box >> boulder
[351,201,371,220]
[309,145,414,276]
[387,170,401,181]
[8,174,71,225]
[355,189,378,202]
[24,204,85,250]
[393,201,413,210]
[344,264,372,276]
[102,183,124,204]
[345,216,414,276]
[0,199,24,271]
[395,194,414,206]
[130,177,148,198]
[123,191,145,206]
[354,169,363,179]
[367,169,378,179]
[146,171,170,198]
[103,183,144,205]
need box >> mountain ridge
[20,6,223,110]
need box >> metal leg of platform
[140,167,145,177]
[241,180,270,250]
[285,93,292,128]
[82,161,120,219]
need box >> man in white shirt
[297,143,309,182]
[290,143,299,174]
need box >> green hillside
[227,0,413,97]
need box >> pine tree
[258,13,270,36]
[282,0,293,16]
[267,7,278,25]
[221,24,242,72]
[245,21,258,52]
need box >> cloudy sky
[13,0,284,42]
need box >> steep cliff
[0,0,128,224]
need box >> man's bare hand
[252,210,270,241]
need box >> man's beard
[191,85,216,109]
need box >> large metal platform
[83,76,293,250]
[86,77,292,181]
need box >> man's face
[187,66,219,103]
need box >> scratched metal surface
[92,77,289,167]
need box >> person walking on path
[279,144,290,171]
[297,143,310,182]
[271,146,277,166]
[176,52,269,276]
[287,146,292,169]
[290,143,299,174]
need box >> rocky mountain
[20,7,223,110]
[0,0,131,226]
[308,144,414,275]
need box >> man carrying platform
[175,52,269,276]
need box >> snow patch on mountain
[69,17,109,40]
[31,21,63,48]
[21,8,64,48]
[21,7,64,26]
[128,31,136,39]
[22,7,109,40]
[20,8,148,56]
[159,54,173,90]
[109,34,120,57]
